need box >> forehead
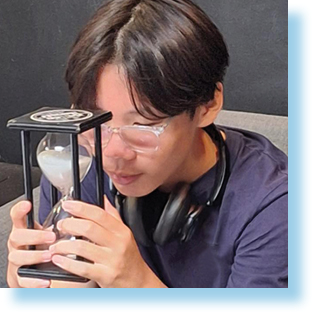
[96,64,134,113]
[96,64,166,121]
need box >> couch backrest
[216,110,288,155]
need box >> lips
[108,171,142,186]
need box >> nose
[103,132,136,160]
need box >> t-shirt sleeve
[226,193,288,288]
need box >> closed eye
[133,121,163,127]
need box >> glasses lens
[100,125,112,147]
[80,126,111,148]
[120,127,159,151]
[80,130,94,146]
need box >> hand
[49,196,167,288]
[7,201,56,288]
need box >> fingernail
[39,280,51,288]
[49,245,55,253]
[52,255,64,267]
[44,232,56,243]
[105,195,109,206]
[104,196,108,209]
[62,201,75,211]
[42,251,52,262]
[104,195,112,212]
[56,221,62,231]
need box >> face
[94,64,209,197]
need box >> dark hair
[65,0,229,119]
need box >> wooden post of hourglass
[70,134,81,201]
[20,130,34,232]
[7,107,112,282]
[94,125,104,208]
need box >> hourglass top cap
[7,106,112,134]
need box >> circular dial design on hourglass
[37,133,92,241]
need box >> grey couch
[0,110,288,287]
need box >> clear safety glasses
[83,119,171,153]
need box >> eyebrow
[125,109,141,116]
[125,109,163,121]
[98,104,163,121]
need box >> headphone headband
[205,124,227,206]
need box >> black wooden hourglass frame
[7,107,112,282]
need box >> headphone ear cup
[153,183,191,246]
[122,196,153,247]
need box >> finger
[9,229,56,249]
[10,201,32,229]
[57,218,115,247]
[18,276,51,288]
[8,249,52,267]
[61,200,122,233]
[49,239,111,264]
[50,279,96,288]
[104,195,122,221]
[51,254,102,282]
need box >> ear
[197,82,224,128]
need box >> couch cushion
[0,163,41,206]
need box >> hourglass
[37,133,92,240]
[7,107,112,282]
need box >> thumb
[10,200,32,229]
[104,195,122,221]
[10,200,43,230]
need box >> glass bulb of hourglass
[36,133,92,242]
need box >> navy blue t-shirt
[39,126,288,288]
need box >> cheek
[160,128,193,159]
[140,132,191,178]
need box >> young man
[7,0,288,288]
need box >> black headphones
[109,124,227,247]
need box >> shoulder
[219,126,287,224]
[222,126,287,196]
[208,125,288,249]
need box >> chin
[114,181,156,198]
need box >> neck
[188,128,218,182]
